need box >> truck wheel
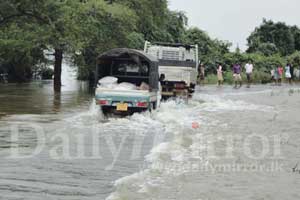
[101,106,110,115]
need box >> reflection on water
[0,61,93,115]
[53,91,62,112]
[0,80,92,115]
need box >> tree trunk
[54,48,63,92]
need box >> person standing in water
[278,66,283,86]
[273,67,279,85]
[217,63,224,86]
[198,64,205,85]
[245,60,254,88]
[285,63,292,84]
[290,64,294,81]
[270,69,275,84]
[233,63,242,88]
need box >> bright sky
[168,0,300,51]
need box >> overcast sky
[169,0,300,51]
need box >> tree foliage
[247,19,300,56]
[0,23,46,81]
[287,51,300,67]
[0,0,136,85]
[183,27,231,73]
[76,0,189,80]
[0,0,229,84]
[2,2,299,86]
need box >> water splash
[106,91,277,200]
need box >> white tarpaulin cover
[98,76,118,89]
[98,76,118,85]
[114,82,137,90]
[98,76,141,91]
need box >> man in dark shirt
[233,63,242,88]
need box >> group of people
[199,61,254,88]
[270,64,300,85]
[198,61,300,88]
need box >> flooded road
[1,80,300,199]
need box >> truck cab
[144,41,199,99]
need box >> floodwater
[1,70,300,199]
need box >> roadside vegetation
[1,1,300,88]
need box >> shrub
[41,67,54,80]
[205,74,218,84]
[287,51,300,66]
[223,71,234,84]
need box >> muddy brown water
[0,80,300,200]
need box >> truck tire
[101,106,111,115]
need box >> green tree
[74,0,137,81]
[0,0,136,88]
[160,10,188,43]
[112,0,168,41]
[291,26,300,51]
[127,32,145,49]
[247,19,297,56]
[76,0,188,80]
[0,22,46,81]
[287,51,300,67]
[183,27,231,73]
[0,0,87,90]
[256,42,279,56]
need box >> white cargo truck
[144,41,199,99]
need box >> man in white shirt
[245,60,254,88]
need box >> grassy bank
[203,71,300,85]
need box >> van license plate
[116,103,128,111]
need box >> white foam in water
[64,99,105,126]
[105,90,277,200]
[105,98,206,200]
[192,93,274,112]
